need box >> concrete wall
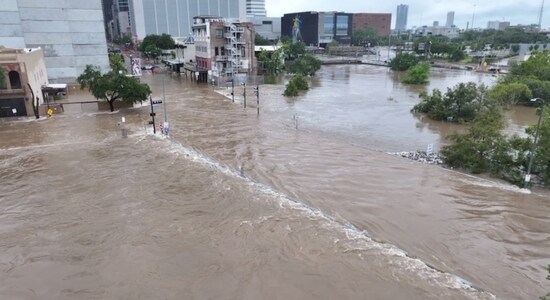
[0,0,25,48]
[0,0,110,83]
[250,16,281,41]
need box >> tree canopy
[77,65,151,112]
[402,63,430,85]
[139,34,175,52]
[352,28,379,46]
[389,53,420,71]
[255,33,272,46]
[412,82,488,122]
[441,108,513,175]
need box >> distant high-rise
[246,0,265,17]
[395,4,408,30]
[446,11,455,27]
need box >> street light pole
[525,98,546,188]
[231,78,235,103]
[242,82,246,108]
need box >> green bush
[293,74,309,90]
[389,53,420,71]
[402,63,430,84]
[264,74,278,84]
[412,82,488,123]
[284,80,298,97]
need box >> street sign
[427,144,434,155]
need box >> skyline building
[246,0,266,18]
[446,11,455,27]
[0,0,110,83]
[395,4,408,30]
[129,0,246,40]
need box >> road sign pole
[149,96,156,134]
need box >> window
[216,29,223,38]
[324,14,334,35]
[215,47,219,56]
[9,71,21,89]
[336,15,349,36]
[262,21,272,25]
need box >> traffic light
[253,86,259,96]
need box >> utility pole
[242,82,246,108]
[231,78,235,103]
[253,85,259,115]
[149,96,163,134]
[162,76,169,135]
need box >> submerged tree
[412,82,488,123]
[542,264,550,299]
[441,108,513,175]
[402,63,430,84]
[77,65,151,112]
[389,53,419,71]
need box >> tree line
[412,50,550,187]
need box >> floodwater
[0,65,549,299]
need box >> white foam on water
[143,135,498,299]
[457,176,530,194]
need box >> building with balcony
[0,47,48,118]
[191,16,256,83]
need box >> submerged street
[1,65,549,299]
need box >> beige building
[0,47,49,117]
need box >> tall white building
[0,0,109,83]
[395,4,408,31]
[446,11,455,27]
[130,0,246,40]
[246,0,265,18]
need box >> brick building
[352,13,392,36]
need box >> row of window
[323,15,350,36]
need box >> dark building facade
[282,12,319,46]
[352,13,391,36]
[282,11,352,47]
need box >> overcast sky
[265,0,549,29]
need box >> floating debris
[388,151,443,165]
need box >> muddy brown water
[0,65,548,299]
